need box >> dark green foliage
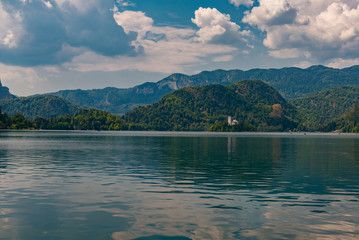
[49,65,359,114]
[0,106,10,128]
[0,95,84,119]
[0,106,34,129]
[34,109,129,130]
[323,103,359,133]
[125,80,299,131]
[292,86,359,131]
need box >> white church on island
[228,116,238,126]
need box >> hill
[0,79,16,100]
[124,80,298,131]
[48,86,170,115]
[323,103,359,133]
[0,108,34,129]
[48,65,359,114]
[0,95,85,119]
[34,109,128,130]
[291,86,359,131]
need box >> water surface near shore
[0,130,358,239]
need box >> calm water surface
[0,130,359,240]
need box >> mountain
[323,103,359,133]
[124,80,298,131]
[0,79,16,100]
[47,65,359,114]
[291,86,359,131]
[48,85,172,115]
[0,95,85,119]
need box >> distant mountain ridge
[0,95,84,119]
[0,79,16,100]
[323,102,359,133]
[292,86,359,130]
[48,65,359,114]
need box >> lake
[0,130,359,240]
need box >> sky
[1,0,359,96]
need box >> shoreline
[1,129,359,138]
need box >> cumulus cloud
[114,11,153,36]
[192,7,250,45]
[243,0,297,29]
[0,2,23,48]
[0,0,253,85]
[229,0,254,7]
[71,9,240,74]
[0,0,137,67]
[243,0,359,62]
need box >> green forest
[48,65,359,114]
[0,95,84,119]
[0,108,129,130]
[1,80,359,133]
[125,80,298,131]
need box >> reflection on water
[0,131,359,239]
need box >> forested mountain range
[1,78,359,132]
[125,80,299,131]
[0,95,84,119]
[323,103,359,133]
[48,65,359,114]
[292,86,359,131]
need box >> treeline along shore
[1,79,359,133]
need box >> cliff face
[0,80,16,100]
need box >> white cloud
[243,0,297,30]
[212,55,234,62]
[43,1,53,9]
[113,11,153,36]
[294,61,314,69]
[3,30,16,48]
[328,58,359,69]
[69,9,240,74]
[53,0,100,12]
[0,0,137,66]
[0,2,23,48]
[67,37,236,74]
[229,0,254,7]
[116,0,135,7]
[244,0,359,62]
[268,48,311,59]
[0,64,45,95]
[192,7,250,45]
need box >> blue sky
[1,0,359,96]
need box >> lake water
[0,131,359,240]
